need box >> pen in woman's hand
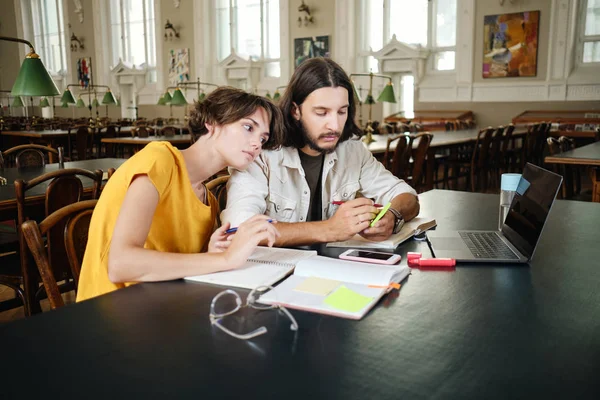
[225,219,274,234]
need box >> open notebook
[185,247,317,289]
[258,255,410,320]
[327,217,437,249]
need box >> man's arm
[271,198,379,247]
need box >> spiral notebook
[185,247,317,289]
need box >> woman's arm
[108,175,279,283]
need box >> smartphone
[339,249,402,265]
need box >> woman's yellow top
[77,142,217,301]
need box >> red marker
[332,201,384,207]
[407,252,456,269]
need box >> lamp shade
[61,88,76,104]
[157,95,166,105]
[39,97,50,107]
[76,97,86,108]
[377,82,396,103]
[198,92,206,102]
[273,90,281,101]
[351,81,362,103]
[266,92,272,99]
[92,98,100,107]
[102,90,117,105]
[12,96,24,107]
[364,94,376,105]
[11,55,60,96]
[170,88,188,106]
[61,101,69,108]
[163,91,172,103]
[116,97,121,106]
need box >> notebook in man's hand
[258,255,410,320]
[327,217,437,249]
[185,247,317,289]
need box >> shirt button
[304,191,307,194]
[343,193,348,197]
[300,217,304,221]
[275,205,280,212]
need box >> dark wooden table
[1,190,599,399]
[545,141,600,202]
[0,158,126,220]
[101,134,193,153]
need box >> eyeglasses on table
[209,285,298,340]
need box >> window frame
[356,0,457,73]
[578,0,600,65]
[108,0,157,80]
[30,0,67,76]
[215,0,281,76]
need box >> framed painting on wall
[168,48,190,86]
[77,57,92,88]
[483,10,539,78]
[294,36,330,69]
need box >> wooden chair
[409,133,433,192]
[383,134,413,181]
[160,126,177,137]
[0,144,64,168]
[206,175,229,227]
[135,126,150,138]
[21,200,98,310]
[11,168,103,315]
[73,125,93,160]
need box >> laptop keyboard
[459,232,519,260]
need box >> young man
[222,58,419,246]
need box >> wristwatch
[388,207,405,234]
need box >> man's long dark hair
[279,58,363,149]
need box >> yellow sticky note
[294,276,341,296]
[324,285,373,313]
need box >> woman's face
[212,107,271,170]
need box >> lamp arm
[0,36,35,52]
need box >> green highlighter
[370,202,391,228]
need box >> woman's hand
[208,222,233,253]
[223,215,280,268]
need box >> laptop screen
[501,163,562,259]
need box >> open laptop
[427,163,562,263]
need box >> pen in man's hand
[225,219,274,234]
[331,200,384,207]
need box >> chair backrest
[21,200,98,310]
[501,124,516,153]
[409,132,433,191]
[546,137,561,156]
[74,125,91,160]
[471,127,495,168]
[0,144,62,168]
[14,168,103,314]
[136,126,150,138]
[206,175,229,227]
[384,134,413,180]
[160,126,177,137]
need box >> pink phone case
[339,250,402,265]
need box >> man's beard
[299,119,341,154]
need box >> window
[31,0,67,75]
[216,0,281,77]
[358,0,457,72]
[582,0,600,63]
[108,0,156,79]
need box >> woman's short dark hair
[279,57,363,149]
[188,86,284,150]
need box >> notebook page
[294,255,406,286]
[247,247,317,265]
[184,247,317,289]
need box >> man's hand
[327,198,379,242]
[359,210,395,241]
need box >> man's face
[293,86,349,156]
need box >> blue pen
[225,219,273,234]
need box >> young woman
[77,87,284,301]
